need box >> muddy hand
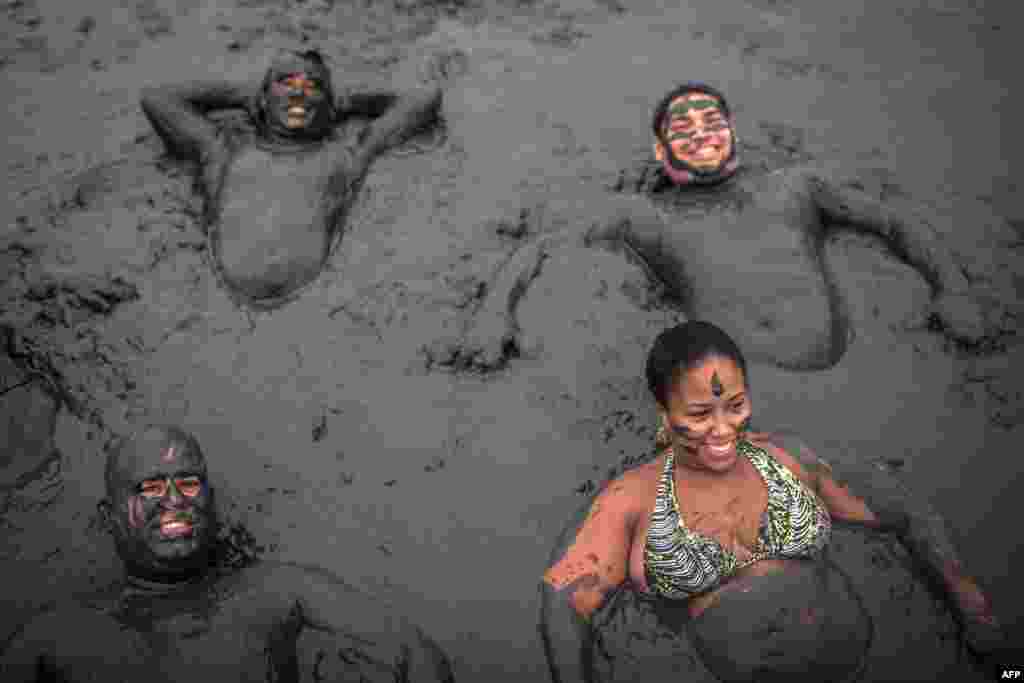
[460,313,519,371]
[902,291,989,346]
[962,612,1013,677]
[946,571,1010,661]
[423,314,517,373]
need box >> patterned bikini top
[644,439,831,600]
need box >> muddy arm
[758,431,1004,650]
[806,172,1008,345]
[340,90,400,119]
[358,87,442,160]
[139,81,251,164]
[541,478,639,683]
[478,231,568,335]
[437,194,683,373]
[540,500,600,683]
[584,194,693,305]
[272,564,455,682]
[761,432,962,578]
[807,173,969,296]
[425,227,576,372]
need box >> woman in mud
[540,320,1006,683]
[140,48,443,309]
[438,82,1007,372]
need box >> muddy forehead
[674,359,745,400]
[266,56,331,83]
[110,427,206,484]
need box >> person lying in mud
[139,48,443,308]
[540,320,1007,683]
[0,425,455,682]
[438,82,1008,372]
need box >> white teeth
[288,107,306,115]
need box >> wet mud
[2,0,1022,679]
[588,525,963,683]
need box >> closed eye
[139,480,166,497]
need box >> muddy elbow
[542,573,607,621]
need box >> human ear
[656,405,670,429]
[653,140,665,162]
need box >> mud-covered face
[655,92,734,172]
[260,56,335,139]
[661,356,751,474]
[106,427,216,579]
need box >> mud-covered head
[101,425,217,581]
[258,49,337,141]
[651,82,739,186]
[646,321,751,473]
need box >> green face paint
[666,122,730,142]
[663,98,729,143]
[710,371,724,397]
[669,98,720,117]
[667,130,697,142]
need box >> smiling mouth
[706,441,735,457]
[287,106,306,117]
[160,512,194,538]
[689,143,723,157]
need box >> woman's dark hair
[645,320,748,407]
[651,82,732,143]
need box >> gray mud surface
[2,0,1022,679]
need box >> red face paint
[270,73,321,97]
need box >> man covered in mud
[140,48,444,308]
[435,82,1012,372]
[0,425,455,681]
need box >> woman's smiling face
[661,354,751,473]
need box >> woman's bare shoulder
[746,432,817,487]
[600,453,665,511]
